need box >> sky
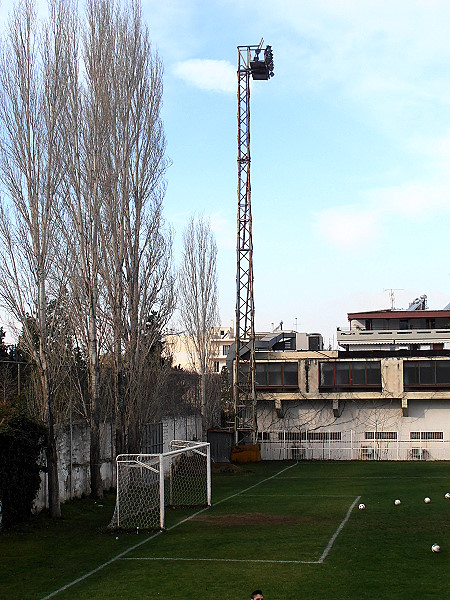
[2,0,450,347]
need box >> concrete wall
[162,414,202,452]
[34,413,202,512]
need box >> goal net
[108,440,211,531]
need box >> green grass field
[1,461,449,599]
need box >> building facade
[236,298,450,460]
[166,323,235,373]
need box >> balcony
[337,328,450,348]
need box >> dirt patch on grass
[211,463,253,475]
[193,513,309,526]
[211,463,250,474]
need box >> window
[404,360,450,388]
[335,362,350,385]
[256,363,267,386]
[278,431,305,441]
[436,361,450,384]
[319,361,381,390]
[365,431,397,440]
[277,431,341,441]
[268,362,282,386]
[308,431,342,441]
[283,362,299,386]
[257,431,270,441]
[410,431,443,441]
[351,361,366,386]
[320,362,334,387]
[222,344,231,356]
[214,361,220,373]
[256,362,298,389]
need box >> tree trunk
[89,423,103,498]
[46,396,61,518]
[114,325,126,456]
[88,292,103,499]
[201,370,207,441]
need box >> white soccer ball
[431,544,440,553]
[358,503,365,510]
[394,499,401,506]
[424,497,431,504]
[445,492,450,499]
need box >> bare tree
[61,0,174,463]
[0,0,70,517]
[59,0,120,499]
[178,216,219,440]
[97,0,174,454]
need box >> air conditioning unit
[308,333,324,351]
[410,448,430,461]
[360,446,374,460]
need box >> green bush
[0,407,46,529]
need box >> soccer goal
[109,440,211,531]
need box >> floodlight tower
[234,41,274,445]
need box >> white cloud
[408,132,450,173]
[172,59,235,93]
[234,0,450,138]
[314,179,450,250]
[313,204,381,250]
[364,181,450,218]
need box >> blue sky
[3,0,450,346]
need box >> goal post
[109,441,211,531]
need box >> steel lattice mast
[234,42,274,445]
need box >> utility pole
[234,41,274,445]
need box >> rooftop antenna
[384,288,403,310]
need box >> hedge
[0,409,46,529]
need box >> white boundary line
[40,530,164,599]
[243,494,356,498]
[121,556,318,565]
[119,494,361,566]
[40,462,297,599]
[277,475,445,479]
[317,495,361,563]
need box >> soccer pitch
[2,461,449,599]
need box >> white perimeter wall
[34,413,202,512]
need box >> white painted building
[234,298,450,460]
[166,324,235,373]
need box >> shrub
[0,406,46,529]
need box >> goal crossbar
[116,458,159,475]
[109,441,211,531]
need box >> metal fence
[259,432,450,461]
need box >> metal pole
[159,454,165,529]
[116,458,120,528]
[206,443,212,506]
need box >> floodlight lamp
[264,45,274,78]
